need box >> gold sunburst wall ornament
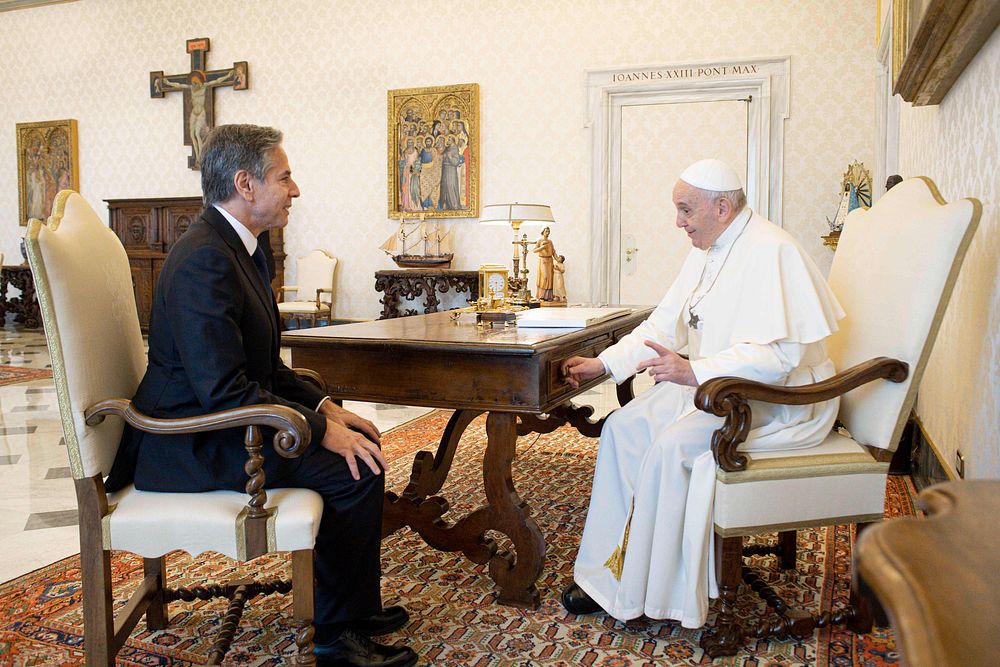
[823,161,872,250]
[842,161,872,208]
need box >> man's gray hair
[699,187,747,214]
[200,124,283,206]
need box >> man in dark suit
[106,124,417,667]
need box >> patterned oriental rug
[0,410,914,666]
[0,365,52,386]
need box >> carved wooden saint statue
[532,226,557,301]
[552,254,567,302]
[150,38,248,170]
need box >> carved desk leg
[406,409,482,499]
[381,410,544,609]
[382,409,482,538]
[517,403,605,438]
[484,412,545,608]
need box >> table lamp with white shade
[478,203,554,305]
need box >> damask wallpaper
[897,28,1000,480]
[0,0,875,318]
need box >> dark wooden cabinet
[106,196,285,330]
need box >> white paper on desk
[516,307,631,328]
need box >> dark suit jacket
[106,206,327,493]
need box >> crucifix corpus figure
[150,38,248,170]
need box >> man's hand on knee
[321,420,386,480]
[636,340,696,386]
[562,356,606,388]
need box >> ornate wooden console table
[1,264,41,328]
[375,269,478,319]
[283,307,651,608]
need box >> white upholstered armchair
[278,249,337,329]
[690,177,980,656]
[26,191,325,666]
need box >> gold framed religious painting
[388,83,479,219]
[16,119,79,226]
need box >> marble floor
[0,324,645,584]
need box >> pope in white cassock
[560,159,844,628]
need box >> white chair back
[25,191,147,479]
[297,249,337,306]
[826,177,979,451]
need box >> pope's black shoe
[346,605,410,636]
[561,581,602,615]
[313,629,418,667]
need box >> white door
[617,100,748,305]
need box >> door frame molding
[874,15,900,203]
[587,56,790,303]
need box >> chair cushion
[713,431,889,536]
[104,485,324,560]
[277,301,323,315]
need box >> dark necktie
[251,245,272,296]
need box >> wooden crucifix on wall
[150,38,248,170]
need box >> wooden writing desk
[283,307,652,608]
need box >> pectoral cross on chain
[150,38,249,170]
[688,308,701,330]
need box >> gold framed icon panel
[16,119,80,227]
[388,83,479,219]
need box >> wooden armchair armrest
[277,285,298,302]
[85,398,312,559]
[293,367,328,394]
[693,357,909,472]
[314,287,333,309]
[84,398,311,459]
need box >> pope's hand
[320,401,381,445]
[321,419,385,481]
[562,356,606,388]
[635,340,697,386]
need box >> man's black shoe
[346,605,409,636]
[561,581,602,615]
[314,629,418,667]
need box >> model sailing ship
[379,213,454,268]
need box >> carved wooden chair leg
[778,530,797,569]
[143,557,169,630]
[700,535,745,658]
[292,550,317,666]
[77,476,115,667]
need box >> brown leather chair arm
[692,357,909,473]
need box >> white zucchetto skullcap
[679,158,743,192]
